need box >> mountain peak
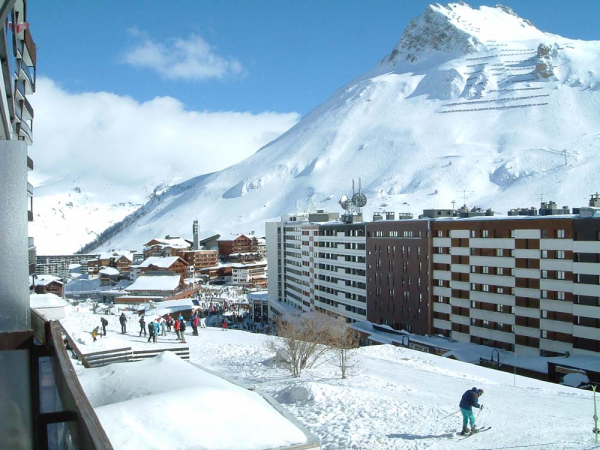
[386,2,545,66]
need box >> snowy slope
[92,2,600,252]
[62,306,596,450]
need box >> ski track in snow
[62,306,595,450]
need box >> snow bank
[78,352,307,450]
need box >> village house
[132,256,189,282]
[31,274,64,297]
[99,266,120,286]
[116,275,183,303]
[218,234,261,263]
[143,236,193,259]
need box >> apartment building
[430,213,600,357]
[366,216,432,335]
[0,1,39,445]
[266,211,367,323]
[179,249,219,274]
[232,261,267,287]
[36,253,99,278]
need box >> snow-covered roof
[144,237,192,249]
[125,275,181,292]
[30,293,69,309]
[31,274,63,286]
[138,256,186,269]
[99,266,120,276]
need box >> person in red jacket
[174,317,180,340]
[222,319,228,331]
[192,316,199,336]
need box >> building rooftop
[125,275,181,292]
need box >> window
[482,230,489,238]
[541,250,548,259]
[483,266,489,274]
[471,283,477,290]
[497,287,504,294]
[542,270,548,279]
[542,290,548,299]
[437,230,443,238]
[542,310,548,319]
[471,230,476,238]
[542,230,548,238]
[557,291,565,301]
[557,250,565,259]
[557,230,565,239]
[510,230,515,238]
[483,284,490,292]
[557,271,566,280]
[497,267,504,276]
[496,249,504,257]
[471,265,476,273]
[542,330,548,338]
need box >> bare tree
[328,316,361,379]
[266,312,333,378]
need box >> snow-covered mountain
[92,2,600,252]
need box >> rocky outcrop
[535,43,555,78]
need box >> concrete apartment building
[363,198,600,358]
[366,215,431,335]
[266,211,368,323]
[37,253,100,278]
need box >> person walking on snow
[101,317,108,336]
[199,310,206,328]
[153,320,160,342]
[139,316,146,337]
[161,318,167,336]
[174,318,181,340]
[119,313,127,334]
[180,319,187,343]
[459,387,484,435]
[148,320,156,343]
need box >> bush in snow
[266,312,333,378]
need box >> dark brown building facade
[366,219,432,335]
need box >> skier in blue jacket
[459,387,484,435]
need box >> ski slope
[62,305,596,450]
[90,2,600,253]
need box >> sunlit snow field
[62,306,595,450]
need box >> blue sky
[31,0,600,116]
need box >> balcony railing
[31,309,113,448]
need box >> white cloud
[29,78,299,196]
[122,30,245,80]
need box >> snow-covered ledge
[189,362,322,450]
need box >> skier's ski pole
[593,384,598,443]
[441,410,460,420]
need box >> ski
[458,426,492,440]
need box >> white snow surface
[30,293,69,308]
[62,305,595,450]
[77,352,307,450]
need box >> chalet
[218,234,260,262]
[134,256,189,282]
[117,275,182,303]
[31,274,64,297]
[99,266,120,286]
[143,236,192,259]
